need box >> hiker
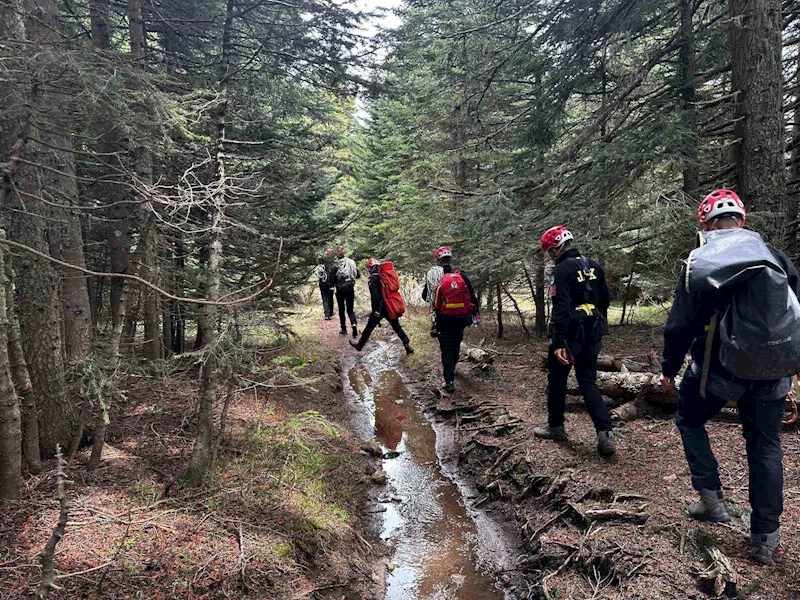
[330,246,360,337]
[661,189,800,565]
[314,250,335,320]
[424,246,478,394]
[349,258,414,354]
[533,226,615,457]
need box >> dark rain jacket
[548,248,610,350]
[662,243,800,393]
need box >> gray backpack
[687,228,800,381]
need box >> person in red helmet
[423,246,479,393]
[349,258,414,354]
[661,189,800,565]
[534,226,614,456]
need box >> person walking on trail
[314,250,335,320]
[425,246,478,394]
[661,189,800,565]
[330,246,360,337]
[423,253,445,335]
[533,226,615,457]
[349,258,414,355]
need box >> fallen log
[569,371,681,404]
[462,345,494,365]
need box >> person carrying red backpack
[349,258,414,354]
[429,247,478,393]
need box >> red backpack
[436,271,472,316]
[378,262,406,319]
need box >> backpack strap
[699,311,719,398]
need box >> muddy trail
[340,337,521,599]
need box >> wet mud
[343,340,514,599]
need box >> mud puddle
[344,340,513,599]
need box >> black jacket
[548,248,610,349]
[368,271,383,314]
[662,243,800,380]
[422,265,479,313]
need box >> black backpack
[688,229,800,380]
[335,261,355,292]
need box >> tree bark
[89,0,110,50]
[495,282,504,339]
[679,0,699,196]
[5,259,40,474]
[0,242,21,500]
[187,0,233,485]
[730,0,786,242]
[534,255,547,335]
[142,227,161,361]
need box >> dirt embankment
[0,326,385,599]
[404,315,800,600]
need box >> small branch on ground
[36,446,69,600]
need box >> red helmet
[540,226,574,252]
[434,246,452,261]
[365,257,380,269]
[697,189,745,224]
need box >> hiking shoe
[749,529,780,565]
[443,381,456,393]
[404,343,414,355]
[597,430,616,456]
[688,488,731,523]
[339,329,347,335]
[352,326,358,338]
[533,424,567,441]
[349,339,363,352]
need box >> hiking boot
[688,488,731,523]
[352,326,358,338]
[443,381,456,393]
[749,529,780,565]
[404,343,414,355]
[597,430,616,457]
[533,424,567,441]
[349,339,363,352]
[339,329,347,335]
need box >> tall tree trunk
[89,0,110,49]
[1,4,39,473]
[679,0,699,196]
[9,0,76,458]
[171,234,185,354]
[730,0,786,242]
[5,260,40,475]
[0,242,21,500]
[495,282,504,339]
[534,254,547,335]
[188,0,233,484]
[142,228,161,361]
[50,158,92,364]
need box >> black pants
[675,367,784,535]
[547,342,613,432]
[336,288,356,330]
[437,316,466,384]
[319,285,334,318]
[359,312,409,346]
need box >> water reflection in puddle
[345,341,506,600]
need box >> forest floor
[397,311,800,600]
[0,315,387,600]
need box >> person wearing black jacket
[423,247,478,394]
[349,258,413,354]
[661,189,798,565]
[533,226,614,457]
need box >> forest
[0,0,799,598]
